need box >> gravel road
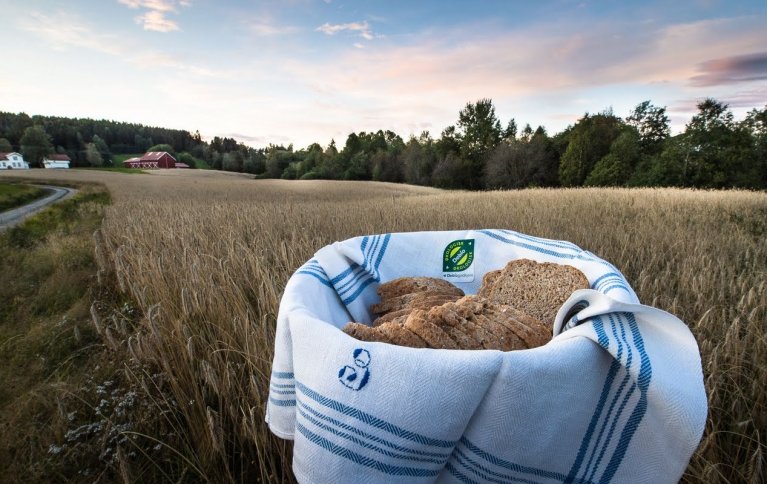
[0,185,78,231]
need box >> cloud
[20,11,125,57]
[248,18,299,36]
[20,10,217,77]
[690,51,767,86]
[297,15,767,103]
[136,10,180,32]
[316,21,374,40]
[117,0,190,32]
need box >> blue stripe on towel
[342,276,377,305]
[296,262,335,288]
[325,234,392,305]
[269,397,296,407]
[270,382,294,389]
[298,400,450,460]
[296,381,456,448]
[459,437,569,481]
[566,312,653,482]
[295,421,440,477]
[582,316,635,482]
[599,313,652,482]
[269,388,295,395]
[452,447,539,484]
[565,316,619,483]
[446,462,482,484]
[331,263,360,285]
[271,371,294,379]
[499,229,582,252]
[298,405,445,465]
[336,265,368,295]
[479,230,578,259]
[603,284,632,295]
[372,233,391,280]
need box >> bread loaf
[342,259,589,351]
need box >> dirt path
[0,185,78,231]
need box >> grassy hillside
[0,169,764,483]
[0,182,48,212]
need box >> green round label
[443,239,474,272]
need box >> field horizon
[0,169,764,482]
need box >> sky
[1,0,766,149]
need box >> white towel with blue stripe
[266,229,707,483]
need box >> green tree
[457,99,502,189]
[85,142,103,166]
[91,134,112,165]
[683,98,756,188]
[402,133,437,186]
[559,111,624,186]
[742,106,767,187]
[626,101,670,154]
[585,128,640,186]
[20,125,53,167]
[431,152,469,189]
[222,151,243,172]
[484,126,558,189]
[0,138,12,152]
[503,118,518,141]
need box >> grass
[0,182,49,212]
[0,183,116,480]
[78,167,146,174]
[0,169,764,483]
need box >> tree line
[2,98,765,189]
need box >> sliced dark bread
[486,259,589,324]
[376,277,464,300]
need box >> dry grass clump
[2,170,764,482]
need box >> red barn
[124,151,176,169]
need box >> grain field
[1,169,765,483]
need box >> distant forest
[2,97,766,189]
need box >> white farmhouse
[0,152,30,170]
[42,154,71,169]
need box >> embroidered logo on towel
[442,239,475,283]
[338,348,371,391]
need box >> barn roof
[174,162,190,168]
[46,154,71,161]
[124,157,141,163]
[141,151,177,161]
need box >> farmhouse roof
[141,151,176,161]
[46,154,71,161]
[0,152,19,160]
